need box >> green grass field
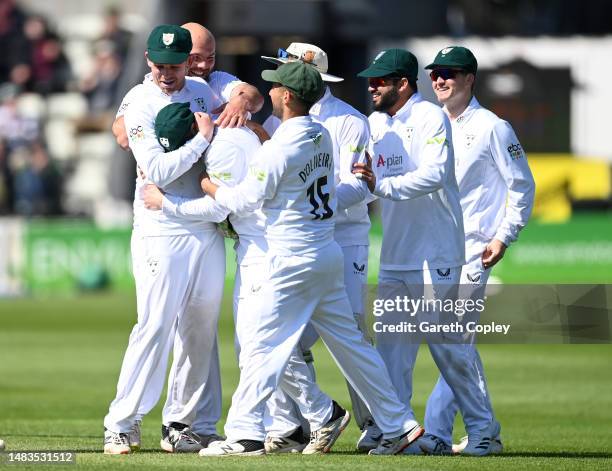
[1,291,611,470]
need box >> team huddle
[102,23,535,457]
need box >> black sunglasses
[429,68,464,81]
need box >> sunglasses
[277,48,300,60]
[367,76,402,88]
[429,68,463,81]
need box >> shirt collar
[391,92,421,120]
[308,86,331,117]
[447,96,480,128]
[275,115,313,133]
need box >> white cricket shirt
[448,97,535,247]
[370,92,465,271]
[122,76,223,236]
[262,87,371,247]
[162,126,268,265]
[215,116,336,255]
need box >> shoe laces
[109,432,129,445]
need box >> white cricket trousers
[104,228,225,433]
[224,241,417,442]
[424,235,499,444]
[265,244,373,436]
[376,265,493,442]
[233,260,334,434]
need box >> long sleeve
[123,104,210,188]
[374,115,451,201]
[335,115,371,211]
[215,140,286,216]
[489,121,536,246]
[161,134,249,223]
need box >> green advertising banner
[23,220,133,294]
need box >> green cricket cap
[425,46,478,74]
[147,24,192,65]
[357,48,418,79]
[154,102,195,152]
[261,61,324,104]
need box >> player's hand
[245,120,271,143]
[352,152,376,193]
[142,184,164,210]
[195,112,215,142]
[199,170,218,198]
[213,95,249,128]
[481,239,507,269]
[112,116,130,151]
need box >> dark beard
[373,87,399,112]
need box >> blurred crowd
[0,0,132,216]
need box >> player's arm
[373,117,451,201]
[213,75,264,128]
[112,116,129,150]
[142,184,228,222]
[125,107,213,188]
[335,115,371,210]
[489,121,536,247]
[202,141,285,215]
[112,89,136,150]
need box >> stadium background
[1,0,611,468]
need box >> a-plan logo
[376,153,403,168]
[507,143,524,160]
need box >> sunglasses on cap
[367,76,402,88]
[277,48,300,60]
[429,68,464,81]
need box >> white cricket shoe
[264,427,308,453]
[302,401,350,454]
[128,420,141,451]
[104,430,131,455]
[454,434,503,455]
[199,439,265,456]
[368,423,424,455]
[356,418,383,452]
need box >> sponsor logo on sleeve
[129,125,144,141]
[348,144,365,153]
[248,166,266,181]
[426,136,449,146]
[309,132,323,147]
[118,102,129,113]
[210,171,233,181]
[507,143,524,160]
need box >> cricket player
[421,45,535,455]
[353,48,495,456]
[109,22,263,451]
[141,99,345,456]
[196,61,423,457]
[112,22,263,150]
[103,25,226,455]
[259,43,376,452]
